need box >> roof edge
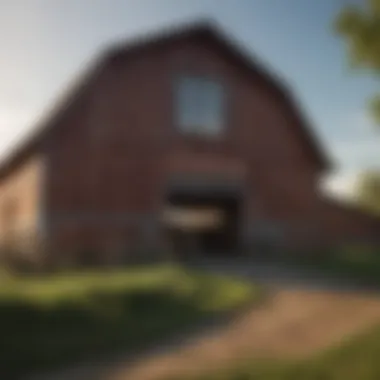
[0,52,111,182]
[0,19,331,181]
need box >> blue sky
[0,0,379,198]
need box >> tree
[354,170,380,215]
[334,0,380,123]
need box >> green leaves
[369,95,380,124]
[334,0,380,125]
[354,170,380,215]
[335,7,364,36]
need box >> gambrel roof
[0,20,331,181]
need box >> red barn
[0,22,377,267]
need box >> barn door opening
[162,191,240,257]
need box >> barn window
[175,75,225,136]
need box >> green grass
[168,324,380,380]
[285,245,380,285]
[0,264,257,379]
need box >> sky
[0,0,379,199]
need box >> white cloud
[322,170,359,200]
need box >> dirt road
[32,263,380,380]
[103,288,380,380]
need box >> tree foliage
[335,0,380,123]
[354,170,380,215]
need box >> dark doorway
[163,191,241,257]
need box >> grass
[319,246,380,282]
[284,244,380,285]
[0,264,257,379]
[167,324,380,380]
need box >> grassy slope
[0,265,257,379]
